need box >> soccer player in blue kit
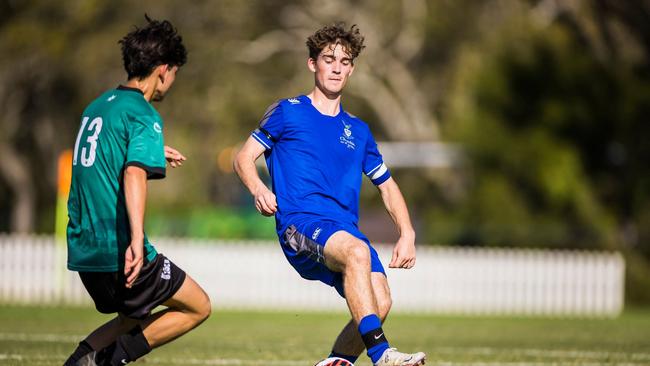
[234,23,426,366]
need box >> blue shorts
[280,219,386,297]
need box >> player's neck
[125,75,157,102]
[307,88,342,117]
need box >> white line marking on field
[434,346,650,361]
[0,354,62,360]
[147,358,310,365]
[0,332,82,343]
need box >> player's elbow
[233,150,246,177]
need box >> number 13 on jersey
[73,116,103,167]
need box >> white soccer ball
[314,357,354,366]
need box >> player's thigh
[162,274,210,315]
[371,272,392,318]
[323,230,371,272]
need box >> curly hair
[119,15,187,80]
[306,22,365,61]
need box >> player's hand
[389,232,416,269]
[254,185,277,216]
[164,145,186,168]
[124,238,144,288]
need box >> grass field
[0,306,649,365]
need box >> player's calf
[377,294,392,321]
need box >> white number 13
[73,116,103,167]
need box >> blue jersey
[251,95,391,236]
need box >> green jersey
[67,86,165,272]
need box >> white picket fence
[0,234,625,317]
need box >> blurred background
[0,0,649,308]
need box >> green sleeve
[126,115,166,179]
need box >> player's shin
[358,314,389,363]
[104,325,151,365]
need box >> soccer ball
[314,357,354,366]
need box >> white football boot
[374,348,426,366]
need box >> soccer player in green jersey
[64,16,211,366]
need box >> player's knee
[116,313,136,328]
[194,292,211,323]
[345,241,371,268]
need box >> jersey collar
[300,94,344,118]
[117,85,144,95]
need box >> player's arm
[376,177,417,269]
[124,165,147,287]
[233,136,277,216]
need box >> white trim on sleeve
[252,133,271,149]
[367,163,383,176]
[369,163,388,180]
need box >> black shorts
[79,254,186,320]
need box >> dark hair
[306,22,365,61]
[119,15,187,80]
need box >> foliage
[146,206,277,240]
[439,10,650,255]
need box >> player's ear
[157,64,169,81]
[307,57,317,73]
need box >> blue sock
[358,314,389,363]
[329,351,358,364]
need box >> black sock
[63,340,94,365]
[108,326,151,365]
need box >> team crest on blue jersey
[339,120,355,149]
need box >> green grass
[0,306,649,365]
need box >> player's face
[152,65,178,102]
[309,43,355,96]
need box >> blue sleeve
[363,128,391,185]
[251,101,284,150]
